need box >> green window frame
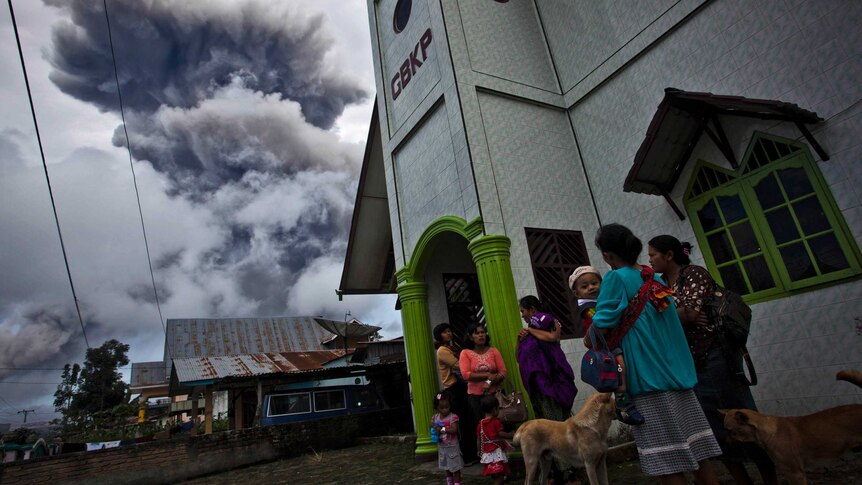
[684,132,862,303]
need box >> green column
[396,279,438,457]
[468,235,533,415]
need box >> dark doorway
[442,273,485,349]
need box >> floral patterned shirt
[672,265,717,366]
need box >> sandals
[615,403,645,425]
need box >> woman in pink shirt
[458,323,507,428]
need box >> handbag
[580,326,621,392]
[494,388,528,424]
[581,266,672,392]
[452,366,467,384]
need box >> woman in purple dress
[517,295,580,484]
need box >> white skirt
[480,448,508,464]
[632,390,722,475]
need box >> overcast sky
[0,0,399,422]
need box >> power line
[0,382,63,385]
[7,0,90,349]
[0,366,132,371]
[0,395,18,413]
[102,0,170,356]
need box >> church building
[340,0,862,458]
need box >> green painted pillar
[396,279,438,457]
[468,234,533,415]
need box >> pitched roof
[339,101,397,295]
[624,88,822,196]
[163,316,336,366]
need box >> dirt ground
[181,437,862,485]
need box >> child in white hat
[570,265,644,425]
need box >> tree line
[53,339,139,440]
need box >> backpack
[702,285,751,348]
[703,282,757,386]
[681,266,757,385]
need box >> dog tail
[512,425,522,448]
[836,369,862,388]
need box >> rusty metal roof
[130,361,168,390]
[163,316,336,366]
[624,88,822,196]
[172,350,350,384]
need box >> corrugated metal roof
[172,350,349,384]
[130,361,168,389]
[164,316,336,366]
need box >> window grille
[525,228,590,338]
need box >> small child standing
[569,265,645,426]
[476,395,514,484]
[431,391,463,485]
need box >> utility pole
[344,311,352,353]
[17,409,35,423]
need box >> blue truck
[261,376,386,426]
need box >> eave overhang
[339,100,397,296]
[624,88,826,218]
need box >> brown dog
[513,392,615,485]
[722,370,862,485]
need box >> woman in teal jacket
[590,224,721,485]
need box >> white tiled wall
[394,102,467,259]
[475,91,602,300]
[536,0,680,93]
[457,0,558,93]
[568,0,862,414]
[376,0,442,131]
[369,0,480,267]
[746,280,862,414]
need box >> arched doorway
[396,216,530,458]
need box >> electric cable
[102,0,170,355]
[7,0,90,349]
[0,395,19,413]
[0,382,63,385]
[0,366,131,371]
